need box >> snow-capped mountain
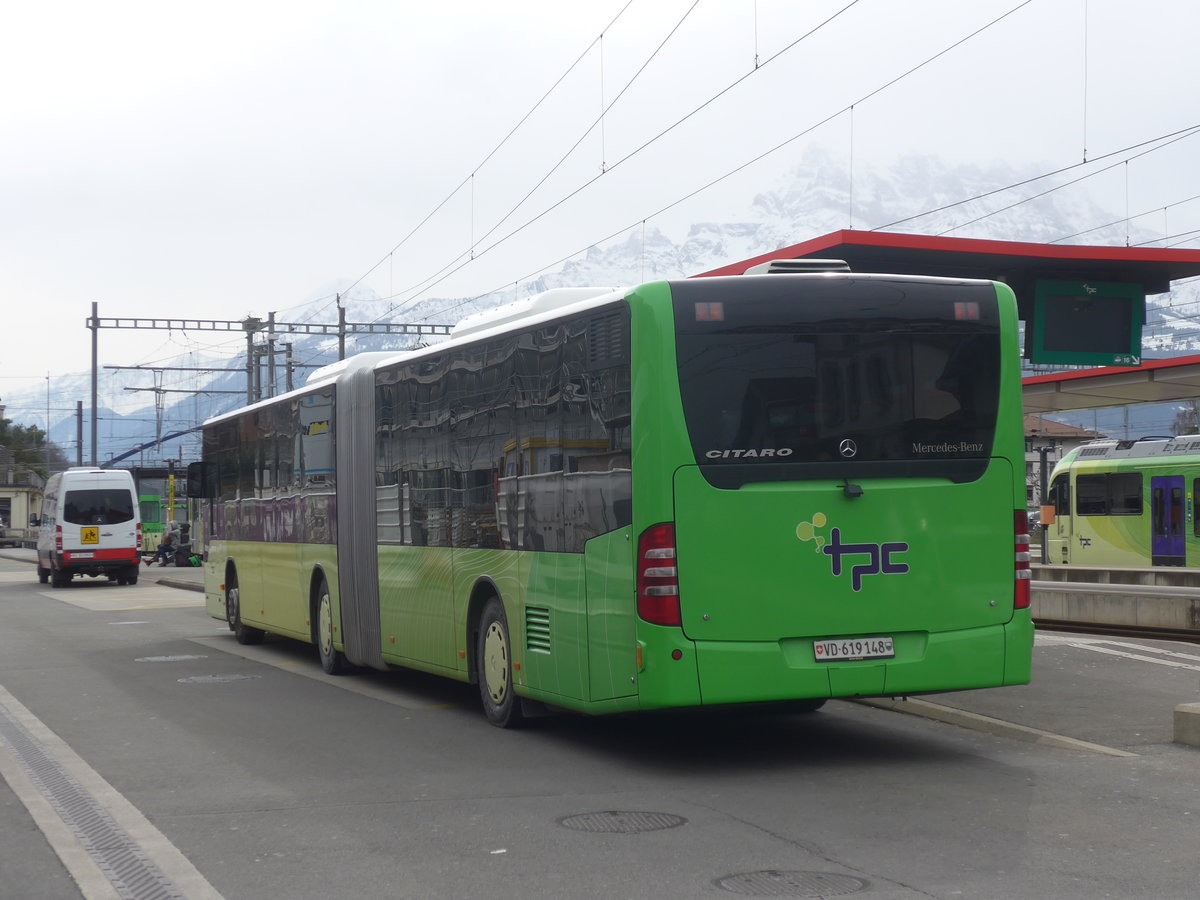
[10,147,1198,464]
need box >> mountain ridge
[10,147,1198,462]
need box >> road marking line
[856,697,1139,758]
[190,635,462,711]
[1037,633,1200,671]
[0,684,224,899]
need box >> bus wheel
[314,578,350,675]
[226,572,264,645]
[37,565,49,584]
[50,568,71,588]
[477,597,524,728]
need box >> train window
[1050,473,1070,516]
[1194,480,1200,537]
[1076,472,1141,516]
[1075,475,1107,515]
[1152,487,1166,536]
[1109,473,1142,515]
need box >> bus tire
[226,570,264,645]
[37,565,49,584]
[314,577,350,675]
[51,568,71,588]
[125,565,139,586]
[477,596,524,728]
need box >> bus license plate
[72,552,94,559]
[814,637,895,662]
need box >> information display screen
[1029,279,1143,366]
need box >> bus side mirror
[186,461,205,499]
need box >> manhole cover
[177,674,260,684]
[715,870,869,897]
[558,811,687,834]
[136,655,209,663]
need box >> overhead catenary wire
[932,126,1200,237]
[45,5,1200,453]
[332,0,639,313]
[366,0,716,320]
[878,123,1200,232]
[1050,193,1200,244]
[383,0,1030,322]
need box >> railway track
[1035,618,1200,645]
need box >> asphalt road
[1,555,1198,900]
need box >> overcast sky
[3,0,1199,413]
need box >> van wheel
[477,596,524,728]
[314,579,350,675]
[37,565,49,584]
[226,572,264,645]
[125,565,139,586]
[51,569,71,588]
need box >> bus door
[1150,475,1185,566]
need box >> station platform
[2,548,1196,754]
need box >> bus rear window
[672,276,1002,487]
[63,489,135,525]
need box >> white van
[37,468,142,587]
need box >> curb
[152,578,204,594]
[855,696,1139,757]
[1174,703,1200,749]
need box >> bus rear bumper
[687,617,1033,706]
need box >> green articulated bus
[191,266,1033,726]
[1044,435,1200,567]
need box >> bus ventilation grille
[586,310,627,369]
[526,607,552,653]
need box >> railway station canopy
[699,230,1200,414]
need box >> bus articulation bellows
[190,266,1033,726]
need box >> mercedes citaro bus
[189,264,1033,726]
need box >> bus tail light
[637,523,681,626]
[55,524,62,552]
[1014,510,1031,609]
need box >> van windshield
[63,490,135,525]
[672,276,1002,488]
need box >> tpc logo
[796,513,910,591]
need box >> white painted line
[1037,633,1200,672]
[190,635,462,711]
[856,697,1139,758]
[0,684,224,899]
[0,731,120,900]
